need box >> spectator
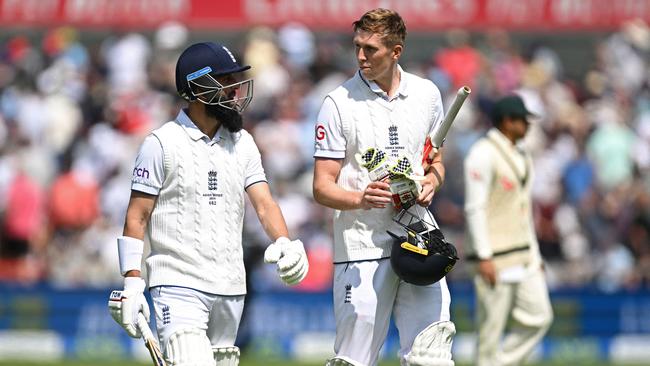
[0,19,647,293]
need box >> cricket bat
[136,313,167,366]
[422,86,471,171]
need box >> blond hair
[353,8,407,47]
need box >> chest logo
[385,125,404,158]
[204,170,223,205]
[208,170,218,191]
[388,125,399,146]
[500,177,515,191]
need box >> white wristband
[123,276,146,292]
[117,236,144,276]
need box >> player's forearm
[424,145,445,185]
[426,160,445,191]
[120,220,145,278]
[121,215,147,278]
[123,214,148,241]
[256,201,290,241]
[120,194,154,278]
[313,181,364,211]
[123,269,142,277]
[122,192,155,241]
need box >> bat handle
[137,313,155,340]
[137,312,167,366]
[421,137,439,170]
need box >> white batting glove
[108,277,150,338]
[355,147,392,181]
[264,237,309,286]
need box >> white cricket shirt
[131,109,266,295]
[132,110,266,193]
[314,66,445,262]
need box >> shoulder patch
[315,124,326,141]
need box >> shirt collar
[358,65,408,101]
[488,128,524,152]
[176,109,224,144]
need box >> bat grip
[430,86,471,148]
[136,312,167,366]
[421,137,439,170]
[422,138,432,165]
[137,313,155,340]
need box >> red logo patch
[500,177,514,191]
[315,124,326,141]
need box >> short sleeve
[427,84,445,140]
[239,133,267,189]
[314,96,346,159]
[131,135,164,195]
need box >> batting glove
[108,277,150,338]
[356,147,392,181]
[388,156,424,210]
[264,237,309,286]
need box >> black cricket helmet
[388,207,458,286]
[175,42,253,113]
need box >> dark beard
[205,104,243,133]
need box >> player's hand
[360,181,392,209]
[416,174,437,207]
[264,237,309,286]
[108,277,150,338]
[478,259,497,287]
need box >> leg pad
[213,346,240,366]
[326,356,363,366]
[167,327,216,366]
[404,321,456,366]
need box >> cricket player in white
[107,42,308,366]
[464,95,553,366]
[313,9,455,366]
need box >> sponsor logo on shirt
[500,176,515,191]
[315,124,326,141]
[470,170,482,181]
[133,167,150,179]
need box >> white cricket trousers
[474,268,553,366]
[333,258,451,366]
[150,286,245,356]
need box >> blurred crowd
[0,19,648,293]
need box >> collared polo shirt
[131,109,266,195]
[314,65,427,160]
